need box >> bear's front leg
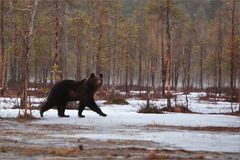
[87,99,107,117]
[91,107,107,117]
[78,101,86,118]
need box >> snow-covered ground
[126,92,239,113]
[0,92,238,113]
[0,96,45,109]
[31,108,239,152]
[0,92,240,153]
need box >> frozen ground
[0,92,240,159]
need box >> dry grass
[145,124,240,132]
[138,104,163,114]
[147,150,169,159]
[138,103,194,114]
[104,97,129,105]
[224,110,240,117]
[0,146,81,157]
[160,104,193,113]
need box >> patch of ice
[52,130,240,152]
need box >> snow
[1,92,238,113]
[31,108,240,153]
[0,96,45,109]
[53,131,240,152]
[0,92,240,153]
[126,92,239,114]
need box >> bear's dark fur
[40,73,107,118]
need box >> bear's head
[87,73,103,91]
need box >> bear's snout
[97,80,102,86]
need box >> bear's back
[50,80,79,98]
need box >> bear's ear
[99,74,103,79]
[90,73,95,78]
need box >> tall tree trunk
[34,55,38,88]
[111,0,119,97]
[217,11,223,96]
[86,38,90,77]
[63,3,69,79]
[161,14,166,97]
[52,1,61,83]
[48,37,53,85]
[138,48,142,95]
[230,0,236,110]
[130,67,134,87]
[0,0,5,95]
[199,45,204,91]
[44,53,49,85]
[21,0,39,114]
[157,10,161,92]
[166,0,171,108]
[199,0,205,91]
[13,23,18,83]
[146,56,151,108]
[150,21,157,94]
[77,54,80,80]
[91,0,95,73]
[230,0,235,93]
[107,33,111,87]
[96,12,104,74]
[125,65,128,95]
[187,29,192,91]
[174,30,180,90]
[76,42,81,80]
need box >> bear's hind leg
[57,102,69,117]
[40,102,53,117]
[78,101,86,118]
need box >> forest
[0,0,240,159]
[0,0,239,95]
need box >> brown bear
[40,73,107,118]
